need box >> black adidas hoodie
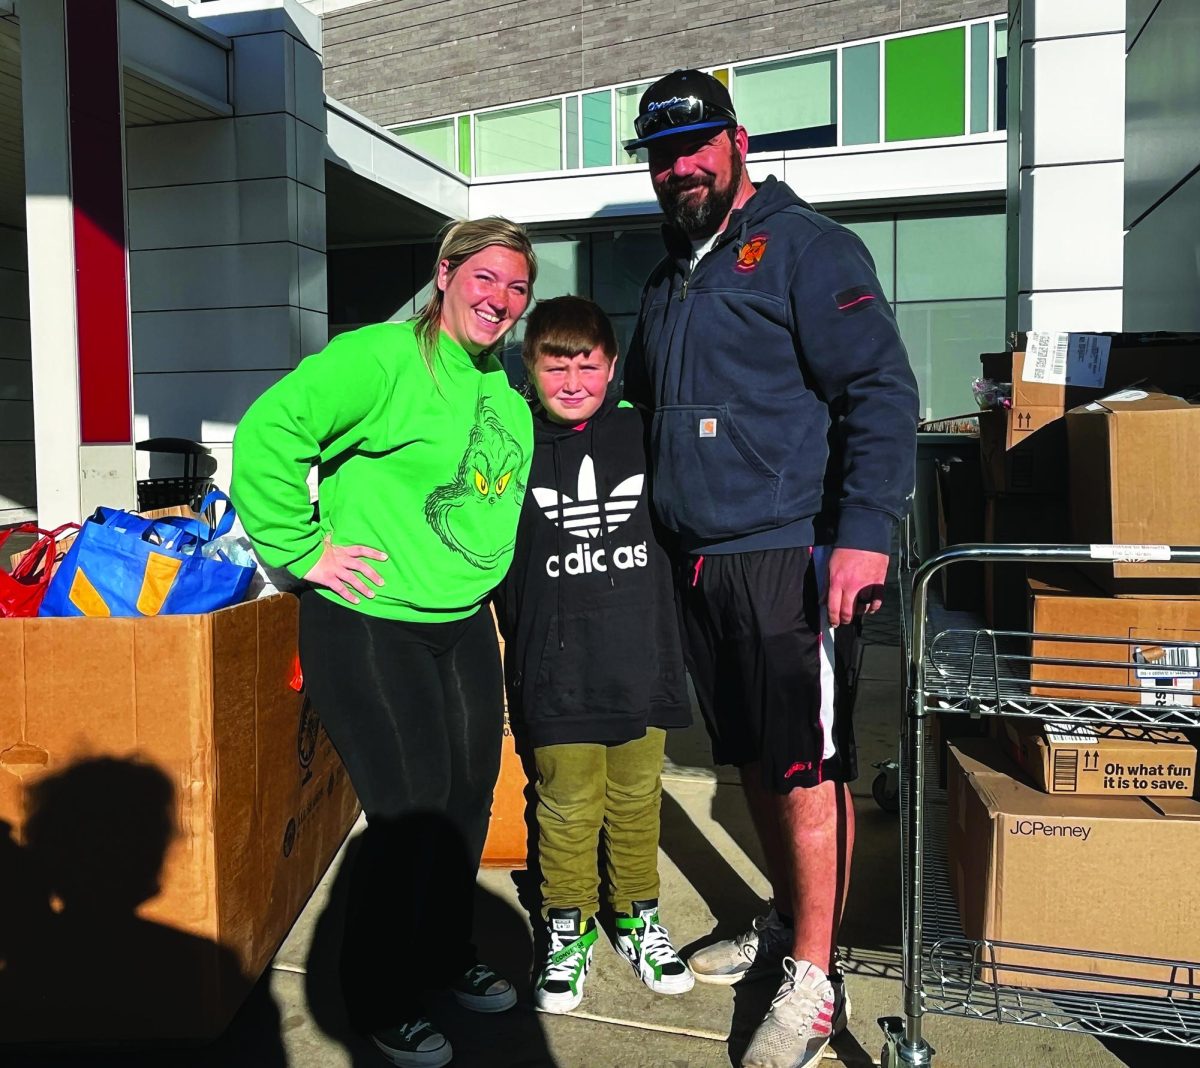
[624,175,919,556]
[494,395,691,748]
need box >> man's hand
[303,537,387,605]
[826,547,889,626]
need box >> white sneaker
[741,958,837,1068]
[687,905,793,986]
[615,899,694,995]
[534,907,598,1014]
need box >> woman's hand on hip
[303,537,388,605]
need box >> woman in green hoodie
[232,218,536,1068]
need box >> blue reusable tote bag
[39,491,255,618]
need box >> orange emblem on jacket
[734,233,769,273]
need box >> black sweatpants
[299,591,504,1030]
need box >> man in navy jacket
[623,70,919,1068]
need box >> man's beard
[655,147,744,240]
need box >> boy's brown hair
[521,295,617,374]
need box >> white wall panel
[128,178,296,249]
[1021,36,1124,166]
[1017,288,1124,332]
[126,114,293,187]
[132,305,301,373]
[130,242,299,311]
[1021,0,1125,40]
[1019,162,1124,291]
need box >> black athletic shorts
[678,546,860,793]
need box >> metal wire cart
[880,543,1200,1067]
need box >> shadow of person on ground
[304,809,555,1068]
[0,756,286,1067]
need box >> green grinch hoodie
[231,321,533,622]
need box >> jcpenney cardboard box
[1028,570,1200,707]
[1066,391,1200,592]
[947,739,1200,998]
[1000,719,1197,797]
[0,594,360,1043]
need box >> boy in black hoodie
[495,296,694,1014]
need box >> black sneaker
[371,1018,452,1067]
[451,961,518,1013]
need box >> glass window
[895,299,1006,420]
[531,236,589,301]
[734,53,836,144]
[970,23,990,133]
[895,213,1005,301]
[457,115,471,176]
[591,229,663,314]
[392,119,456,171]
[565,97,579,169]
[842,43,880,146]
[885,28,967,141]
[583,91,613,168]
[995,19,1009,130]
[838,218,894,301]
[475,101,563,177]
[617,83,650,164]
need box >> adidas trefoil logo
[531,455,649,578]
[531,455,642,539]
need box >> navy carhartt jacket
[624,176,919,556]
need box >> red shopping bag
[0,523,79,618]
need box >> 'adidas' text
[546,540,648,578]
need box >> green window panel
[733,53,836,135]
[885,28,966,142]
[842,43,880,146]
[895,213,1005,301]
[839,218,894,301]
[565,97,579,169]
[970,23,990,133]
[457,114,471,175]
[475,100,562,177]
[583,91,612,168]
[895,298,1006,420]
[996,19,1008,59]
[393,119,456,171]
[617,83,650,163]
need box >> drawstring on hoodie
[551,436,565,649]
[592,417,617,593]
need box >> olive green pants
[533,728,666,923]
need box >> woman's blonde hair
[412,216,538,374]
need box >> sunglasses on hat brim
[623,96,737,152]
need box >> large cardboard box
[981,495,1068,628]
[947,739,1200,998]
[1028,570,1200,707]
[0,594,360,1043]
[978,409,1066,496]
[1066,392,1200,591]
[1000,719,1197,797]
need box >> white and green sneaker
[534,907,598,1014]
[614,899,695,995]
[687,904,793,986]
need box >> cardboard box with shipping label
[978,409,1066,497]
[1001,719,1197,796]
[947,739,1200,999]
[1028,570,1200,706]
[0,594,361,1043]
[1067,392,1200,589]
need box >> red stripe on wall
[65,0,132,444]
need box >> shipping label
[1134,643,1199,708]
[1022,332,1111,387]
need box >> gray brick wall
[323,0,1005,128]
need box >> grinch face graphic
[424,394,526,569]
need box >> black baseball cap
[623,69,737,152]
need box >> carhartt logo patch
[552,917,575,932]
[734,233,768,273]
[699,418,718,438]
